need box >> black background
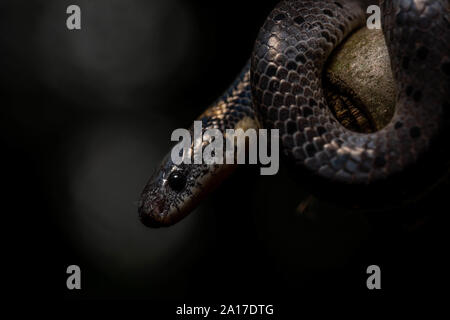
[2,0,448,312]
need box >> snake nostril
[138,198,166,228]
[152,197,166,214]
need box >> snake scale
[139,0,449,227]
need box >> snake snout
[138,195,167,228]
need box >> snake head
[138,150,235,228]
[138,153,192,227]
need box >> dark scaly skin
[252,0,448,182]
[139,0,449,227]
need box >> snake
[138,0,449,227]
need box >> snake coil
[138,0,449,227]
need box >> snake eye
[167,171,187,192]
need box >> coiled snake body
[139,0,449,227]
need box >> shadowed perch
[324,28,395,132]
